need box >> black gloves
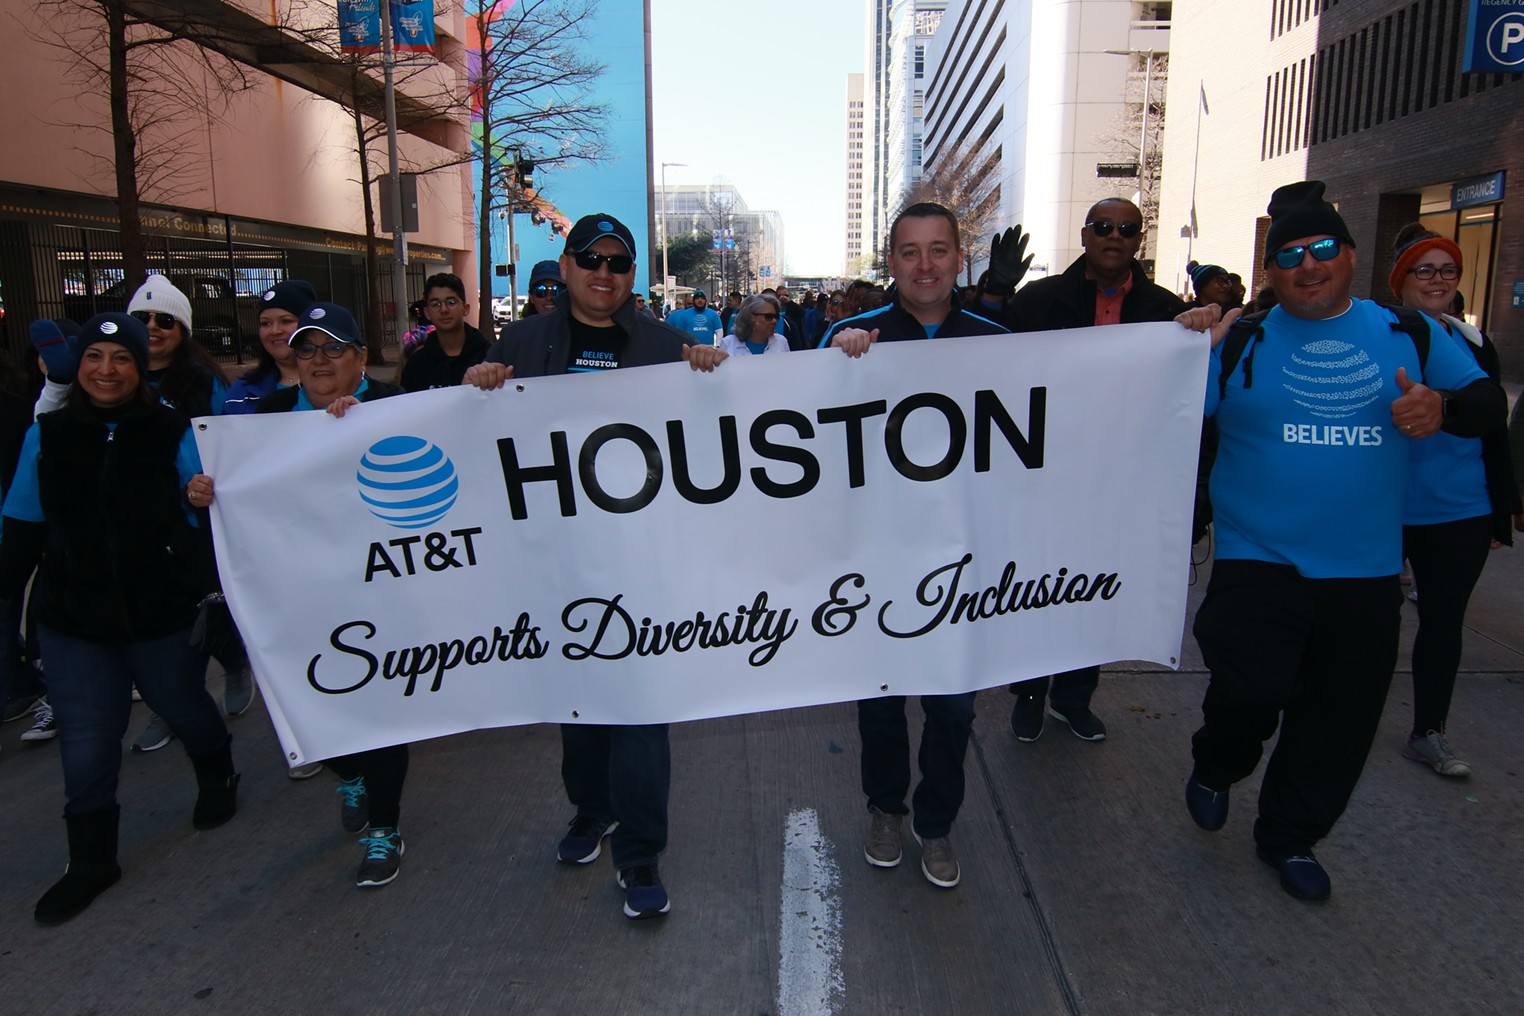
[984,226,1033,297]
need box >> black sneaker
[1256,845,1330,901]
[617,865,670,919]
[557,815,617,864]
[1010,695,1044,741]
[1047,704,1106,741]
[355,827,404,888]
[20,701,57,742]
[3,691,43,724]
[1185,771,1229,831]
[336,776,369,833]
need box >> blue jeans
[560,723,670,869]
[858,693,977,839]
[39,624,227,817]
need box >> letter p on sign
[1488,14,1524,68]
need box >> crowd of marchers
[0,178,1517,925]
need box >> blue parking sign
[1465,0,1524,72]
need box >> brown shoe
[864,807,903,867]
[914,831,960,888]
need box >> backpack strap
[1376,302,1430,379]
[1216,309,1272,400]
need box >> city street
[1,539,1521,1015]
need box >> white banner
[195,324,1207,763]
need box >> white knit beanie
[127,274,194,332]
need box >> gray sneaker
[288,761,325,780]
[223,667,256,716]
[864,806,903,868]
[1402,730,1471,777]
[913,831,960,888]
[131,713,174,753]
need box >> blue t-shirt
[666,307,722,343]
[1403,324,1490,526]
[3,421,203,526]
[295,376,369,412]
[1204,299,1487,577]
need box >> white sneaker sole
[911,831,960,888]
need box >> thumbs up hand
[1390,367,1443,438]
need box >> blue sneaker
[1256,845,1331,901]
[557,814,617,864]
[337,776,369,833]
[1185,771,1229,831]
[617,865,670,920]
[356,827,404,888]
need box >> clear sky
[650,0,864,278]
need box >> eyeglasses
[132,311,179,330]
[1271,236,1342,270]
[293,340,352,359]
[426,297,462,311]
[1407,264,1461,281]
[1085,219,1142,239]
[572,251,634,274]
[752,312,778,321]
[530,284,564,297]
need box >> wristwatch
[1440,392,1456,420]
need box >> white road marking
[776,808,844,1016]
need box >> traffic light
[516,159,536,201]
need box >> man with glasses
[999,198,1187,744]
[1175,180,1504,902]
[400,273,490,393]
[524,261,565,318]
[462,212,725,921]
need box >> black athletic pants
[1190,559,1401,855]
[1403,514,1491,737]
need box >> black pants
[1404,515,1491,737]
[858,693,976,839]
[1191,560,1401,855]
[560,723,670,870]
[328,744,409,829]
[1009,667,1099,710]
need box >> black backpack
[1193,304,1432,543]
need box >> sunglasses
[1271,236,1342,270]
[753,312,778,321]
[132,311,179,330]
[1406,264,1461,281]
[530,284,565,297]
[830,299,843,306]
[293,340,352,359]
[1085,219,1142,239]
[572,251,634,274]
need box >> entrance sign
[1450,171,1505,210]
[196,325,1208,763]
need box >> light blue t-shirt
[1205,299,1487,577]
[1403,323,1490,525]
[666,307,722,343]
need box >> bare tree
[902,138,1002,284]
[1091,51,1167,258]
[469,0,609,333]
[21,0,308,291]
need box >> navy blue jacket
[820,290,1009,346]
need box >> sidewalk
[0,545,1520,1013]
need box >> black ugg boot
[35,806,123,925]
[189,736,240,830]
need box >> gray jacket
[488,291,694,377]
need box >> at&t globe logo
[357,435,459,529]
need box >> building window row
[1261,0,1523,160]
[1271,0,1337,41]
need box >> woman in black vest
[0,313,238,924]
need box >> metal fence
[0,217,422,365]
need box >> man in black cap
[1175,180,1505,902]
[998,197,1186,744]
[463,212,725,921]
[523,261,564,317]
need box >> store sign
[1451,171,1505,210]
[1464,0,1524,72]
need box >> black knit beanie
[1263,181,1356,265]
[260,279,318,318]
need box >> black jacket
[399,325,491,392]
[488,291,694,376]
[257,377,404,414]
[1451,323,1519,545]
[821,289,1009,345]
[1,404,205,641]
[1001,255,1187,332]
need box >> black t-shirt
[566,318,628,373]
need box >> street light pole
[380,1,408,344]
[660,161,686,314]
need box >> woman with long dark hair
[0,312,238,924]
[223,280,315,415]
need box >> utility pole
[380,1,408,342]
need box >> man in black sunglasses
[1000,198,1187,744]
[465,212,725,922]
[1175,180,1505,903]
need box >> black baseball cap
[289,302,362,347]
[564,213,637,259]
